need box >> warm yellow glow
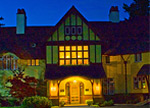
[96,86,100,90]
[32,59,35,65]
[72,52,76,58]
[78,52,82,58]
[83,46,88,50]
[59,46,64,51]
[60,60,64,65]
[78,59,82,65]
[73,80,77,83]
[59,52,64,58]
[84,59,89,64]
[66,52,70,58]
[27,60,30,65]
[66,60,70,65]
[78,46,82,50]
[72,46,76,51]
[59,45,89,65]
[36,59,39,65]
[66,46,70,51]
[72,59,76,65]
[51,87,56,91]
[84,52,88,58]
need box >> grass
[0,107,21,108]
[0,106,59,108]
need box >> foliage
[7,69,37,100]
[100,100,114,107]
[0,70,13,97]
[36,80,47,96]
[123,0,149,18]
[86,100,93,106]
[8,97,20,107]
[21,96,52,108]
[59,101,65,107]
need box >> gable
[47,7,100,42]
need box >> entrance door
[70,81,80,104]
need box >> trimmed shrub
[86,100,93,106]
[100,100,114,107]
[21,96,52,108]
[59,101,65,107]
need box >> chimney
[16,9,26,34]
[109,6,119,23]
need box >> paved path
[62,104,149,108]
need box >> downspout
[121,55,130,94]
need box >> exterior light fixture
[73,80,77,83]
[51,87,56,91]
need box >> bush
[8,97,20,106]
[21,96,52,108]
[100,100,114,107]
[86,100,93,106]
[59,101,65,107]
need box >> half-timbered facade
[0,6,149,104]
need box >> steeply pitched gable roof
[0,6,149,58]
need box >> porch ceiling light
[73,80,77,83]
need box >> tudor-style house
[0,6,149,104]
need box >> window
[134,77,139,89]
[134,76,146,89]
[77,26,82,35]
[59,46,89,65]
[65,26,82,36]
[65,26,70,35]
[27,59,39,66]
[71,26,76,35]
[106,56,110,64]
[135,53,142,62]
[103,78,115,95]
[141,76,146,89]
[0,55,18,70]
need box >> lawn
[0,106,59,108]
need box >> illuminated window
[27,59,40,66]
[36,59,39,66]
[134,76,146,89]
[59,46,89,65]
[141,77,146,89]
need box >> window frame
[135,53,142,62]
[106,56,110,64]
[59,45,89,66]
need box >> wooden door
[70,82,80,104]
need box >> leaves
[8,70,37,99]
[123,0,149,18]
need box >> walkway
[62,104,149,108]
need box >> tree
[123,0,149,18]
[0,16,5,27]
[7,68,38,100]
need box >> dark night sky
[0,0,133,27]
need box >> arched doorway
[59,76,92,104]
